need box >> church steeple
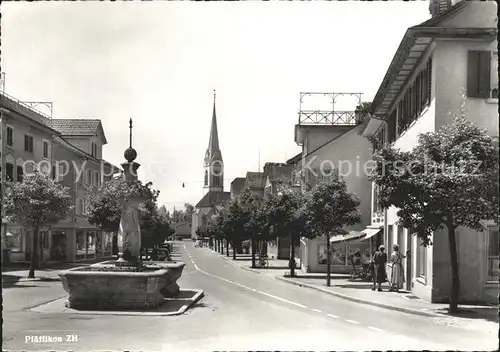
[208,90,220,152]
[204,90,224,192]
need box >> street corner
[29,289,205,317]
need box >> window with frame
[24,135,34,153]
[417,238,427,278]
[487,227,499,282]
[396,58,432,136]
[6,126,14,147]
[387,225,394,250]
[43,140,49,159]
[87,169,92,185]
[467,50,497,99]
[16,165,23,183]
[387,110,397,144]
[372,184,379,215]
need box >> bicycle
[257,255,269,268]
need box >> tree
[238,188,264,268]
[264,183,312,276]
[87,178,162,251]
[370,114,499,313]
[4,172,72,278]
[223,198,249,259]
[302,172,362,286]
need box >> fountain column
[117,118,143,263]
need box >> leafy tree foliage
[302,171,362,236]
[87,178,172,249]
[370,115,499,312]
[263,184,312,276]
[4,172,73,278]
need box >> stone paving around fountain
[30,288,204,316]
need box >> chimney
[429,0,454,17]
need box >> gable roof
[51,119,108,144]
[195,191,230,208]
[286,152,302,165]
[370,1,496,117]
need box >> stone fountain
[58,119,185,310]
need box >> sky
[2,1,430,212]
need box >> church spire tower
[203,90,224,192]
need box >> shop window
[50,231,66,261]
[6,229,22,252]
[76,230,86,259]
[487,227,499,282]
[87,231,96,258]
[6,162,14,181]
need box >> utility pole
[326,230,331,287]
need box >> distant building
[364,0,498,304]
[192,93,230,240]
[230,177,246,200]
[50,121,121,263]
[261,162,296,260]
[244,171,265,198]
[174,222,192,240]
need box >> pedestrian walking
[371,245,387,292]
[389,244,408,292]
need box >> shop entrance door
[50,231,67,261]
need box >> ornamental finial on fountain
[124,117,137,163]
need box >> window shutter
[24,135,29,151]
[478,51,491,98]
[467,51,480,97]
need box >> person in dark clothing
[372,245,387,291]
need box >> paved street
[3,241,497,351]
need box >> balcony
[298,110,361,126]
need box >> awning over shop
[330,231,365,244]
[360,227,382,241]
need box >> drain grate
[405,295,420,299]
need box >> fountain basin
[59,261,185,310]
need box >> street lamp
[324,203,333,287]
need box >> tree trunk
[326,231,331,287]
[28,225,40,279]
[251,234,256,268]
[290,234,296,277]
[232,240,237,260]
[447,222,459,313]
[226,239,229,257]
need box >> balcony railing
[298,110,361,126]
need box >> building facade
[1,93,121,264]
[1,93,61,263]
[292,118,375,273]
[365,0,498,303]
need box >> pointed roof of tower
[208,97,220,151]
[205,90,223,164]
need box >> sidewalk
[212,248,498,323]
[2,258,107,284]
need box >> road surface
[3,241,497,351]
